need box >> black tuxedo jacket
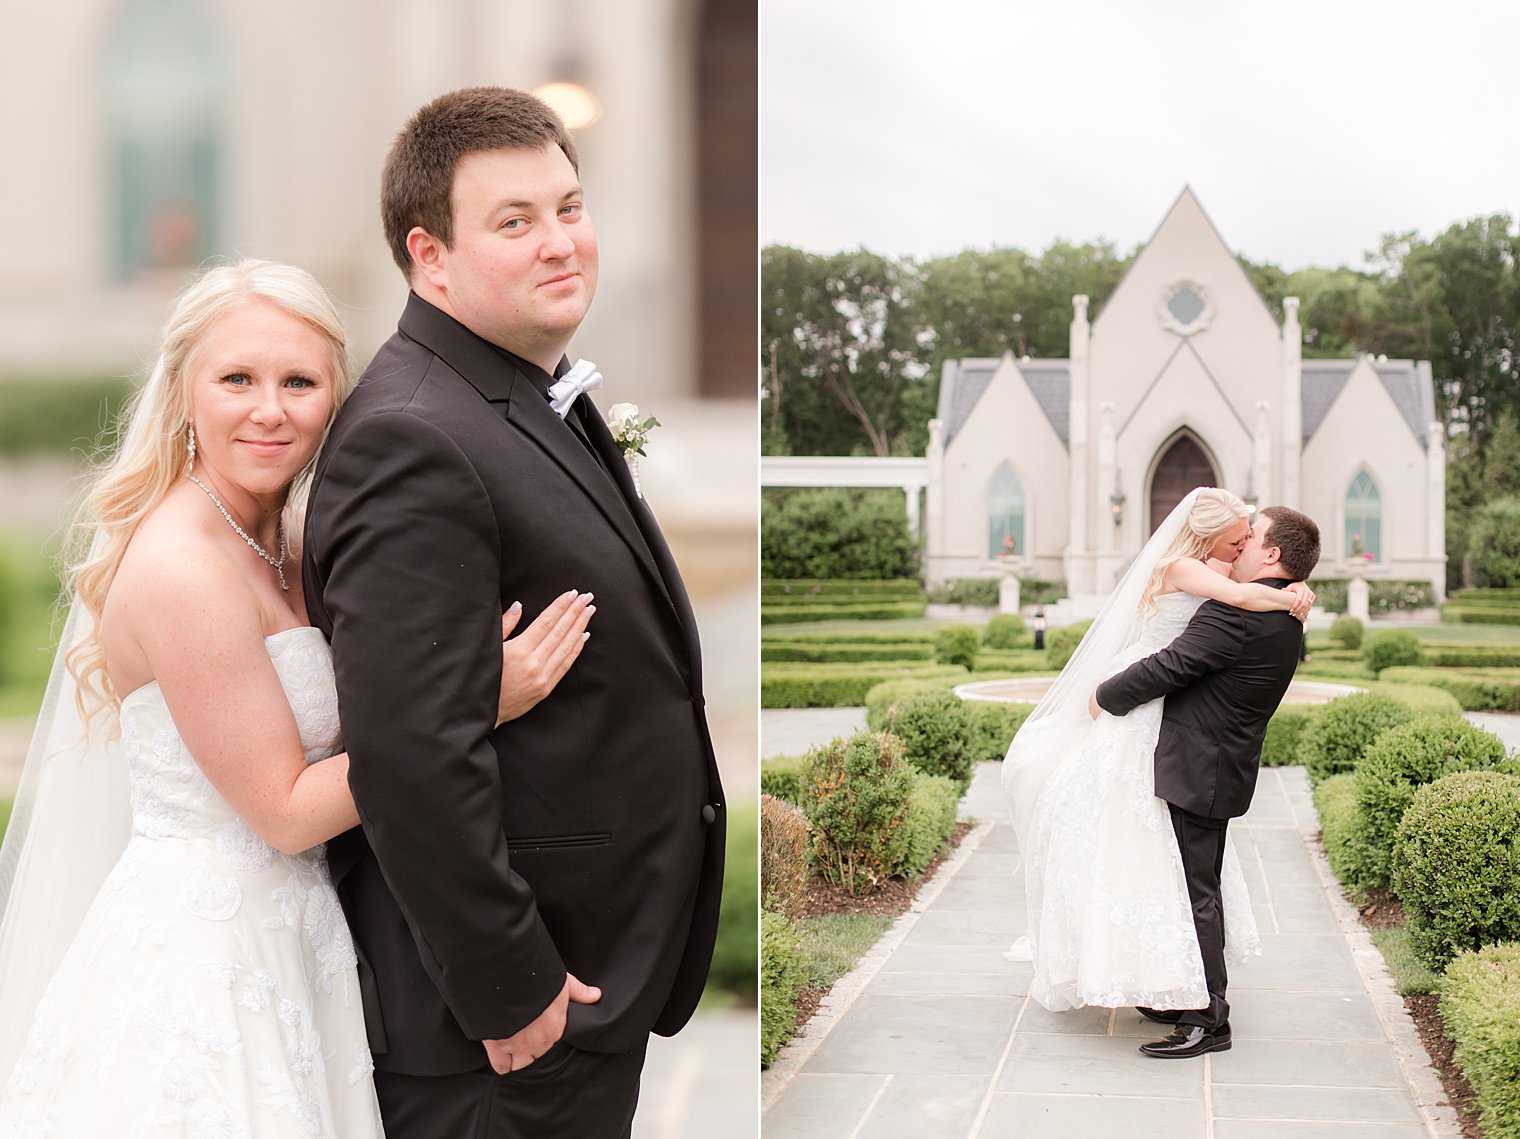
[302,293,725,1076]
[1095,580,1301,819]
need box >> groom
[1092,505,1320,1059]
[303,88,725,1136]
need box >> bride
[0,261,592,1135]
[1002,487,1312,1013]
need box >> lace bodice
[119,626,341,850]
[1129,591,1207,654]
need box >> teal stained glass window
[1345,470,1381,563]
[988,466,1025,559]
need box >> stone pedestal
[999,571,1021,614]
[1348,576,1370,623]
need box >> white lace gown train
[0,628,384,1139]
[1003,592,1261,1012]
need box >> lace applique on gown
[1005,592,1261,1012]
[0,627,384,1139]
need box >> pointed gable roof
[938,355,1070,447]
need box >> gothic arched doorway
[1148,431,1220,534]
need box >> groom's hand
[483,973,602,1074]
[496,591,596,725]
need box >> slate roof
[940,357,1070,446]
[940,356,1433,452]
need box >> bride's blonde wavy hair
[1137,487,1250,614]
[63,260,355,714]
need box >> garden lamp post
[1033,608,1046,651]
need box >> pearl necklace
[186,474,289,591]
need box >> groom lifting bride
[1004,490,1320,1061]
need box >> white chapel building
[924,188,1446,603]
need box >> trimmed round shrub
[1393,771,1520,970]
[1329,614,1364,650]
[1441,941,1520,1139]
[881,689,975,786]
[982,613,1028,649]
[760,909,807,1066]
[865,678,951,731]
[1353,716,1506,890]
[801,731,915,895]
[761,794,811,920]
[1312,771,1375,895]
[932,623,980,669]
[1044,619,1093,670]
[966,701,1035,763]
[897,772,960,877]
[1362,629,1425,674]
[1261,705,1319,767]
[760,753,805,803]
[1300,692,1418,784]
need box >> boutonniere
[606,403,659,498]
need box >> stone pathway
[760,710,1460,1138]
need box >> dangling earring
[186,423,197,473]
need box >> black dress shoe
[1139,1023,1231,1059]
[1135,1006,1185,1025]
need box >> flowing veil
[0,597,131,1082]
[1001,488,1204,855]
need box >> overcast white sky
[761,0,1518,270]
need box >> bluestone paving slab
[1227,987,1385,1040]
[1210,1039,1407,1087]
[1214,1123,1429,1139]
[854,1074,990,1138]
[1012,1003,1117,1036]
[760,1073,883,1136]
[869,970,1029,997]
[930,872,1025,911]
[805,993,1020,1075]
[995,1032,1205,1098]
[978,1092,1205,1137]
[894,909,1019,947]
[1232,933,1364,989]
[1212,1083,1423,1124]
[881,940,1032,974]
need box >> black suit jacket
[302,293,725,1075]
[1095,580,1301,819]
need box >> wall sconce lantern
[1109,492,1125,527]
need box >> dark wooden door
[1149,435,1218,534]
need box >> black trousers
[373,1038,648,1139]
[1168,803,1231,1031]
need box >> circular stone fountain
[954,676,1366,706]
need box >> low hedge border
[761,601,928,625]
[762,642,935,663]
[762,664,968,708]
[762,578,924,600]
[1380,667,1520,712]
[763,631,933,645]
[1441,606,1520,625]
[1441,942,1520,1139]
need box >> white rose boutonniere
[605,403,659,498]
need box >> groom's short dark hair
[1260,506,1321,581]
[381,86,579,278]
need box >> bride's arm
[1165,557,1313,619]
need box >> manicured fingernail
[509,601,522,613]
[585,605,596,615]
[582,592,594,602]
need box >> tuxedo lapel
[578,395,703,683]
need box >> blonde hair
[64,260,354,712]
[1138,487,1249,613]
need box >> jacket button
[701,804,717,825]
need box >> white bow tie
[546,359,603,418]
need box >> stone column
[925,418,945,585]
[1067,295,1091,591]
[1428,417,1446,600]
[999,572,1021,614]
[1281,297,1303,505]
[1348,576,1371,623]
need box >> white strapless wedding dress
[1003,591,1261,1012]
[0,627,384,1139]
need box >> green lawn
[0,536,63,719]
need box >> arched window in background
[106,0,224,279]
[988,465,1025,559]
[1345,469,1381,563]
